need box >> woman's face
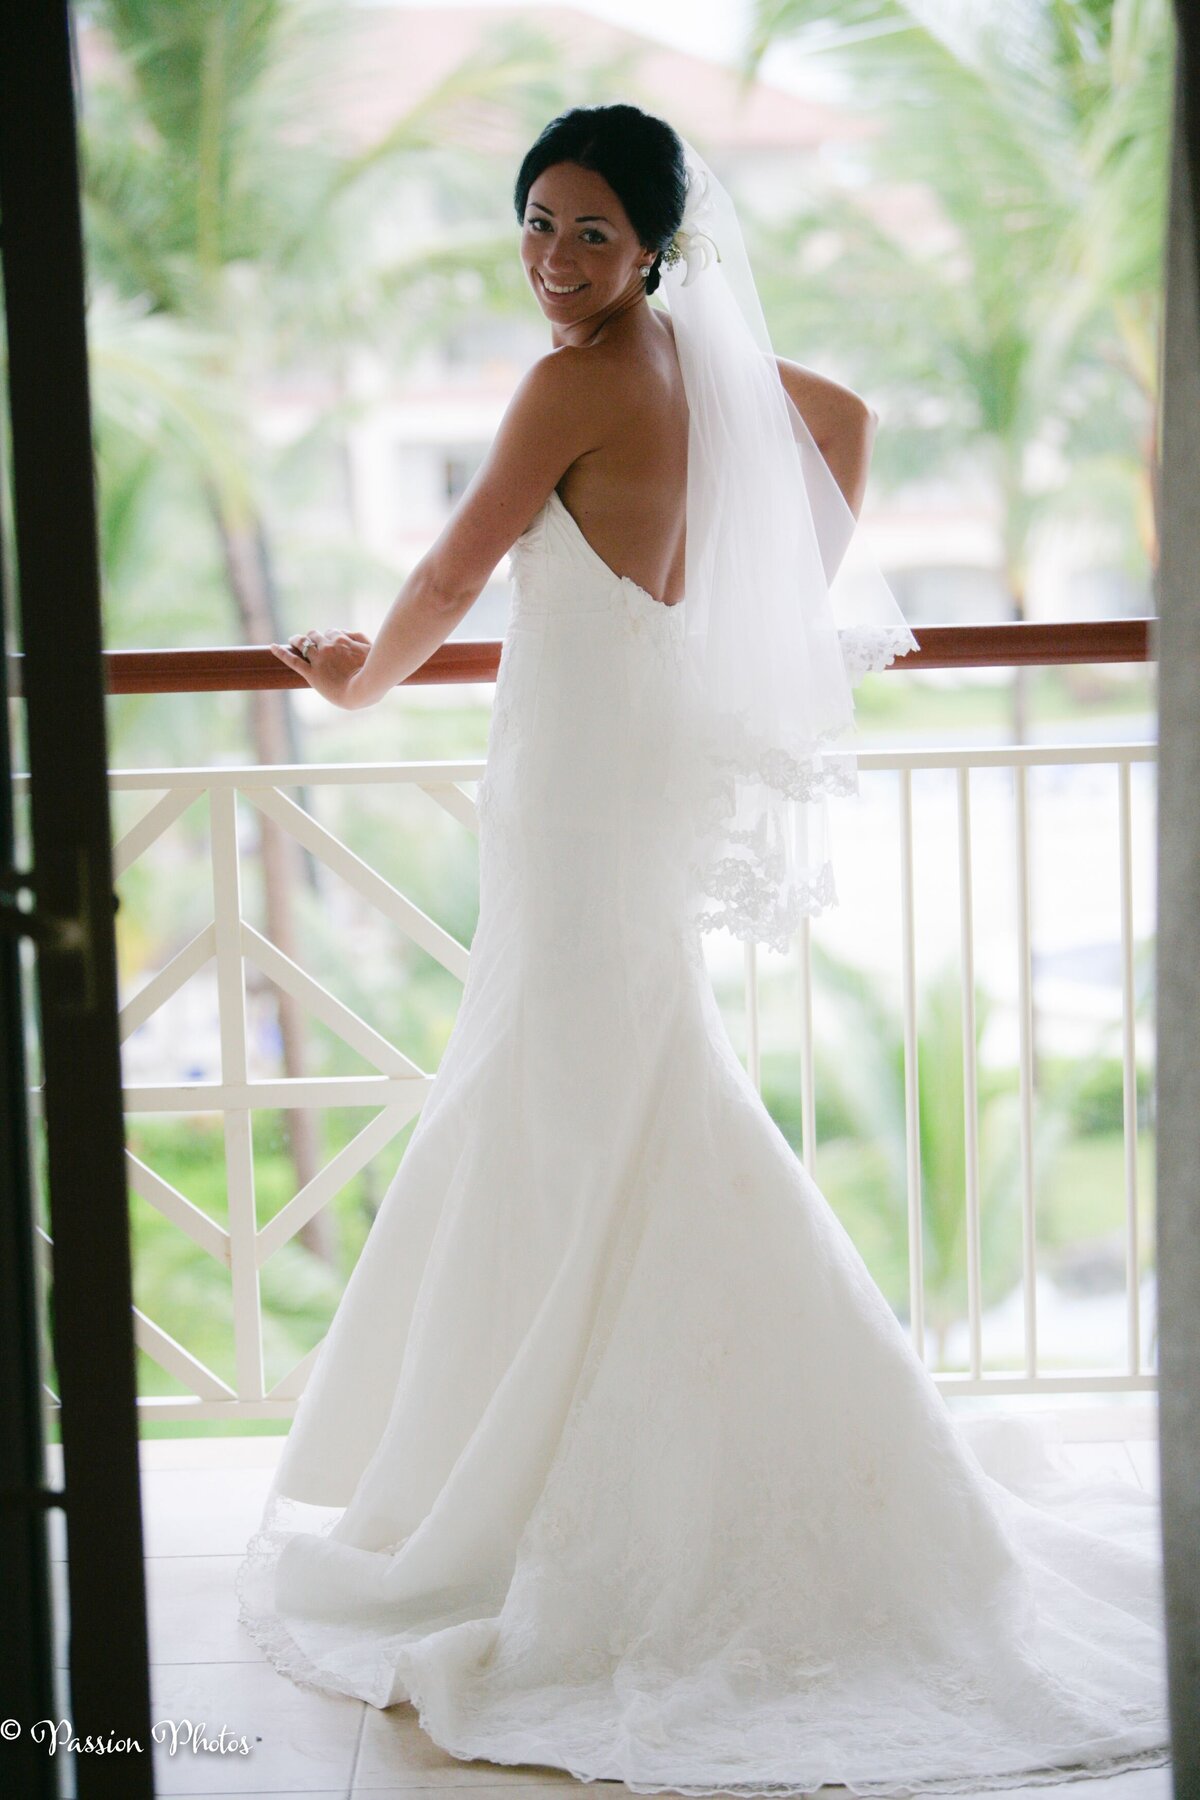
[520,160,655,323]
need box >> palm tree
[743,0,1170,742]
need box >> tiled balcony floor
[44,1415,1168,1799]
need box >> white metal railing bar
[11,738,1151,802]
[854,744,1156,771]
[110,1076,429,1113]
[1118,759,1141,1376]
[256,1096,421,1264]
[1014,765,1038,1379]
[957,766,984,1381]
[118,922,216,1041]
[211,784,262,1404]
[33,741,1147,799]
[898,768,925,1361]
[111,783,197,877]
[247,783,470,981]
[131,1306,235,1401]
[420,778,483,832]
[241,921,425,1079]
[98,758,490,792]
[50,742,1149,798]
[125,1151,229,1263]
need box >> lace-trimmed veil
[658,139,919,952]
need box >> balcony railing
[4,615,1159,697]
[13,621,1158,1419]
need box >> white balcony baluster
[1014,764,1038,1381]
[210,783,263,1405]
[1118,757,1141,1376]
[957,766,984,1381]
[898,768,925,1364]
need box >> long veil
[658,140,920,953]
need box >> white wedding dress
[235,487,1171,1797]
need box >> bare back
[555,309,689,608]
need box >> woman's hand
[269,629,373,709]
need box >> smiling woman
[272,109,700,694]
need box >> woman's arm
[775,357,878,519]
[272,347,601,709]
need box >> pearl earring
[639,265,652,278]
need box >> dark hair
[513,104,687,295]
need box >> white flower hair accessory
[661,166,721,287]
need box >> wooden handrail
[3,618,1157,697]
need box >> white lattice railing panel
[23,762,482,1417]
[16,746,1157,1417]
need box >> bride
[240,104,1170,1795]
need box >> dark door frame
[0,4,154,1795]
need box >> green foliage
[753,937,1152,1360]
[743,0,1170,592]
[1045,1052,1153,1137]
[1037,1127,1155,1252]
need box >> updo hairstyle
[513,104,687,296]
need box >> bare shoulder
[514,338,624,436]
[775,357,876,446]
[517,340,608,410]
